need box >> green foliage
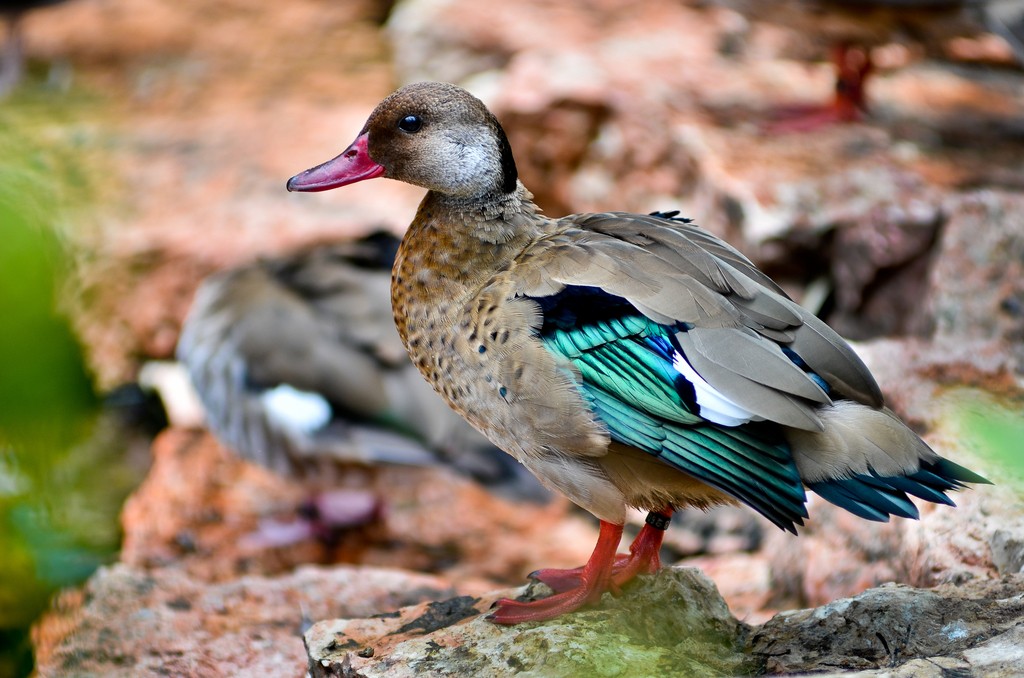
[0,93,136,676]
[957,396,1024,479]
[0,206,97,451]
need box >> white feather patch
[261,384,332,434]
[671,351,763,427]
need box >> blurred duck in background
[176,231,547,545]
[717,0,1024,129]
[0,0,73,96]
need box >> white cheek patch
[452,144,491,182]
[261,384,332,434]
[434,129,499,195]
[671,351,763,427]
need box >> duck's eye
[398,115,423,133]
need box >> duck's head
[287,82,518,200]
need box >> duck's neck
[391,183,545,340]
[398,183,546,286]
[428,183,544,243]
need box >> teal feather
[544,314,659,357]
[808,457,990,522]
[584,383,806,531]
[544,314,809,532]
[665,426,807,526]
[573,342,700,424]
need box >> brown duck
[177,232,548,541]
[286,81,987,624]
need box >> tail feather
[921,457,991,488]
[788,401,936,483]
[792,399,990,521]
[809,477,918,522]
[808,457,990,522]
[667,426,809,533]
[881,473,956,507]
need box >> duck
[0,0,73,96]
[177,231,547,543]
[286,81,988,624]
[714,0,1024,129]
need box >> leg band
[645,512,671,531]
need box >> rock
[34,426,600,676]
[681,551,777,625]
[990,530,1024,575]
[928,191,1024,367]
[305,567,755,678]
[747,186,1024,608]
[119,428,597,588]
[33,563,461,678]
[305,571,1024,677]
[751,575,1024,676]
[119,428,329,580]
[756,165,944,339]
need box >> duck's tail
[786,400,990,521]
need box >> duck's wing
[179,238,547,497]
[512,212,878,530]
[538,299,811,531]
[177,246,439,472]
[512,212,988,527]
[517,211,883,428]
[192,243,402,420]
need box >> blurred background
[1,0,1023,675]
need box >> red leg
[531,508,673,593]
[830,42,872,121]
[609,508,671,586]
[766,43,874,133]
[528,558,624,594]
[487,520,623,624]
